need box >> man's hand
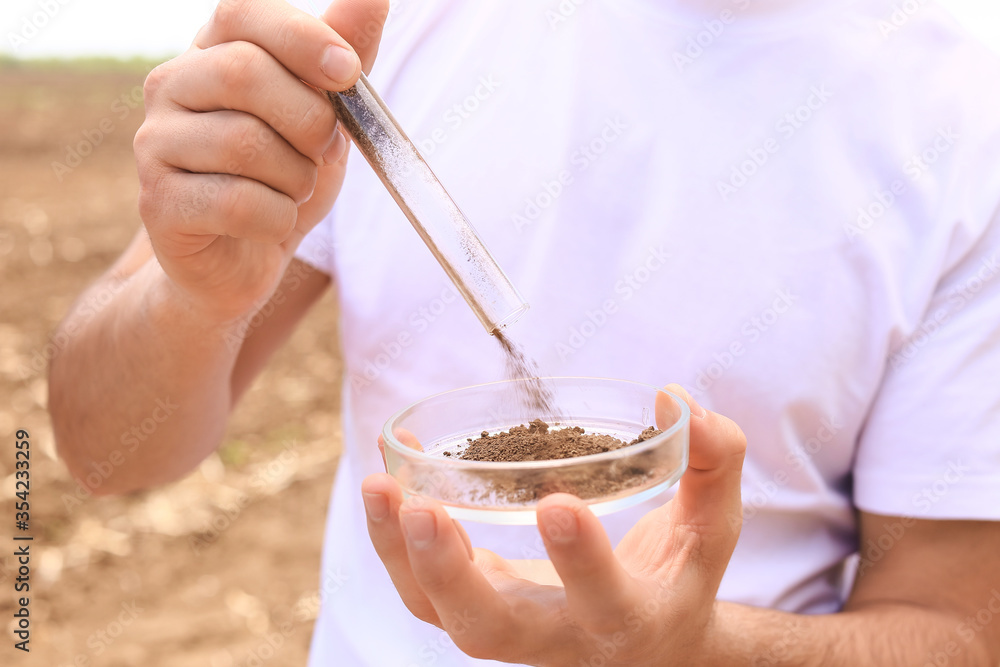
[364,388,1000,667]
[362,385,747,665]
[52,0,390,493]
[134,0,389,321]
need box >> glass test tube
[326,74,529,334]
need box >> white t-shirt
[292,0,1000,664]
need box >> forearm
[703,600,993,666]
[50,258,240,494]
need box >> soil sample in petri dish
[451,419,663,503]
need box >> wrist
[689,601,733,667]
[138,260,251,338]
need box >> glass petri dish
[381,377,690,525]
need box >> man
[50,0,1000,664]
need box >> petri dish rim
[381,376,692,471]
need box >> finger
[136,168,297,247]
[399,496,520,660]
[453,519,474,560]
[361,473,440,625]
[194,0,362,90]
[376,434,387,470]
[655,383,688,430]
[666,384,745,517]
[537,493,640,634]
[286,154,349,248]
[377,428,423,471]
[155,109,318,204]
[656,384,746,570]
[156,42,341,164]
[394,427,423,451]
[320,0,391,73]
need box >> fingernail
[668,383,707,420]
[401,510,436,549]
[363,492,389,521]
[322,129,347,166]
[320,44,359,85]
[541,507,578,544]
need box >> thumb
[615,385,745,592]
[287,0,389,248]
[663,384,747,555]
[322,0,390,73]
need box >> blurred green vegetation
[0,54,166,111]
[220,439,252,468]
[0,53,171,72]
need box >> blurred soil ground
[0,58,343,667]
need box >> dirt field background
[0,58,343,666]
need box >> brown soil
[459,419,661,462]
[0,60,341,666]
[454,420,662,503]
